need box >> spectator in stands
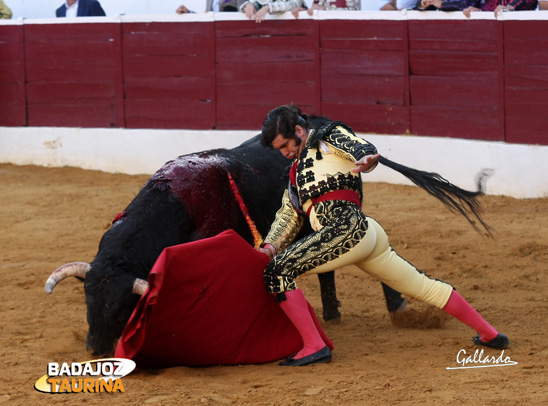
[0,0,12,19]
[414,0,479,11]
[291,0,360,17]
[240,0,305,22]
[379,0,418,10]
[462,0,537,16]
[306,0,360,12]
[176,0,246,13]
[176,5,193,13]
[56,0,106,17]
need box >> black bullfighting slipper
[473,333,510,349]
[278,346,332,366]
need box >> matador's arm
[263,188,305,254]
[322,124,379,173]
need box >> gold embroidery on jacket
[263,189,305,254]
[264,201,368,293]
[296,125,376,206]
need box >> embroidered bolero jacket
[263,122,378,253]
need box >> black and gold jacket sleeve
[263,188,305,254]
[310,121,378,164]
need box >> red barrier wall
[1,17,546,145]
[320,20,409,135]
[215,19,320,130]
[408,20,503,141]
[504,20,548,145]
[122,22,215,129]
[0,25,26,126]
[24,23,123,127]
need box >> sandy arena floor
[1,163,547,405]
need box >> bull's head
[45,262,148,357]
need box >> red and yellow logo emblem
[34,358,136,394]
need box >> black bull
[45,134,406,357]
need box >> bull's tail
[378,156,494,237]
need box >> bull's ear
[45,262,90,294]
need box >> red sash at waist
[305,190,361,216]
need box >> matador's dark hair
[261,104,311,149]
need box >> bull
[45,132,406,357]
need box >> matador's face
[271,126,308,160]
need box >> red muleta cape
[115,229,333,367]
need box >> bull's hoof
[323,308,342,324]
[325,316,341,324]
[392,300,407,313]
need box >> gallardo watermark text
[446,349,517,370]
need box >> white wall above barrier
[1,127,547,199]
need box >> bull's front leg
[381,282,406,312]
[318,272,406,322]
[317,271,341,322]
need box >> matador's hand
[258,243,276,260]
[258,247,274,259]
[352,154,380,173]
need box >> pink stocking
[443,290,498,342]
[279,289,326,359]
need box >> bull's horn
[132,278,149,295]
[44,262,91,294]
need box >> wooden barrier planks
[0,25,26,126]
[24,23,123,128]
[122,22,215,129]
[408,20,503,141]
[0,17,546,146]
[215,20,320,130]
[319,20,408,135]
[504,20,548,145]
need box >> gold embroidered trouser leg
[264,201,453,309]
